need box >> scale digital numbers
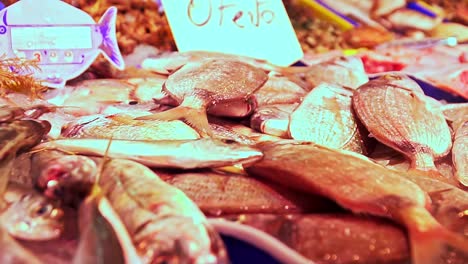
[10,26,92,50]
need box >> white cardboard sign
[160,0,304,66]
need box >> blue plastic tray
[222,235,282,264]
[416,79,466,103]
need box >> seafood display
[0,49,466,263]
[0,1,467,264]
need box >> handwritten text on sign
[161,0,303,66]
[187,0,275,28]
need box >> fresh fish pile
[0,50,467,264]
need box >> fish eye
[128,101,138,105]
[222,139,237,144]
[33,203,52,217]
[36,206,48,215]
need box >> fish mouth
[40,224,63,240]
[238,154,264,168]
[213,143,264,164]
[12,221,63,241]
[233,150,264,164]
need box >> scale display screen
[10,26,93,50]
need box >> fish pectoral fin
[183,108,213,138]
[135,106,213,138]
[135,106,188,121]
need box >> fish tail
[440,227,468,256]
[409,147,437,171]
[135,106,213,138]
[401,207,468,264]
[408,230,444,264]
[98,7,125,70]
[409,224,468,264]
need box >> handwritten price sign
[187,0,275,27]
[161,0,303,66]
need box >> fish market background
[0,0,467,264]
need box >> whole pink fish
[245,141,468,264]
